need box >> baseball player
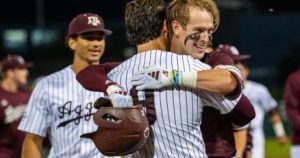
[232,47,288,158]
[132,13,256,158]
[17,13,126,158]
[0,55,31,158]
[284,69,300,158]
[78,0,242,157]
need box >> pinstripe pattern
[18,66,113,158]
[243,80,277,158]
[107,50,240,158]
[243,80,277,129]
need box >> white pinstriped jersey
[243,81,277,158]
[107,50,241,158]
[18,66,111,158]
[243,80,277,129]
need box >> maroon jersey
[284,69,300,145]
[0,87,31,158]
[201,52,255,157]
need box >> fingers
[131,74,144,82]
[136,85,146,91]
[131,79,145,86]
[111,96,133,107]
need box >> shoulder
[34,66,71,88]
[43,66,71,81]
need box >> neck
[1,79,18,93]
[72,57,99,74]
[137,36,167,53]
[170,38,184,55]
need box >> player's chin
[191,51,205,59]
[87,56,101,63]
[88,54,102,60]
[18,79,27,86]
[192,47,205,59]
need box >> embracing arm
[228,95,255,126]
[76,63,120,92]
[102,62,121,73]
[21,133,44,158]
[76,63,133,107]
[194,69,238,95]
[131,52,243,96]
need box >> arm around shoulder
[228,95,255,126]
[195,69,239,95]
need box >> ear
[68,37,77,50]
[161,20,169,38]
[162,20,168,34]
[171,20,182,37]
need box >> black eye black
[190,33,200,41]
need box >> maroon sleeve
[205,51,234,67]
[102,62,121,73]
[76,65,116,92]
[284,70,300,132]
[228,95,255,126]
[206,51,242,98]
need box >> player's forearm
[195,69,238,95]
[234,129,248,158]
[22,133,43,158]
[268,109,287,136]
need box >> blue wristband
[174,70,180,88]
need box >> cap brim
[77,28,113,36]
[25,62,34,68]
[234,54,251,62]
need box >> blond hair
[167,0,220,37]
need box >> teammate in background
[284,69,300,158]
[0,55,32,158]
[216,44,288,158]
[17,13,120,158]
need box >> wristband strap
[173,70,180,88]
[181,71,197,89]
[273,122,286,137]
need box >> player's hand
[276,134,289,145]
[106,84,133,107]
[131,65,175,90]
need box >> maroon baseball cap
[1,55,33,72]
[67,13,112,37]
[214,44,251,62]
